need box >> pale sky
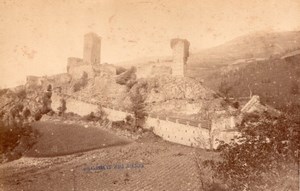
[1,0,300,88]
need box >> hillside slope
[203,56,300,109]
[188,31,300,68]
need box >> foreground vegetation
[201,106,300,191]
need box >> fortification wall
[51,92,239,150]
[144,116,211,149]
[51,93,98,116]
[102,107,132,121]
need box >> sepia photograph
[0,0,299,190]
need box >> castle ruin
[83,33,101,65]
[170,38,190,76]
[67,32,102,79]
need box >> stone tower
[170,38,190,76]
[83,33,101,65]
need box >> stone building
[170,38,190,76]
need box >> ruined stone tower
[170,38,190,76]
[83,33,101,65]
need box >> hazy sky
[1,0,300,88]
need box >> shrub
[82,112,97,121]
[73,82,82,92]
[82,107,106,122]
[57,98,66,116]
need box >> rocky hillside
[126,76,230,121]
[73,72,234,121]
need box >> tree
[57,98,66,116]
[130,81,147,129]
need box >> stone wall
[67,61,95,80]
[210,115,242,149]
[135,61,173,78]
[144,115,211,149]
[51,92,240,150]
[51,93,98,116]
[26,75,45,87]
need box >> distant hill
[187,31,300,68]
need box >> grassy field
[25,121,130,157]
